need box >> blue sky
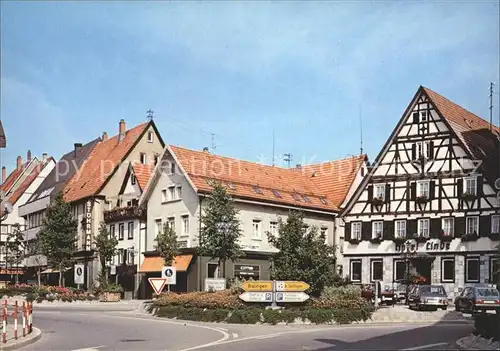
[1,1,499,172]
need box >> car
[407,284,448,311]
[454,285,500,315]
[358,281,397,306]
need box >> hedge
[0,284,98,302]
[150,304,373,325]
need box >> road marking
[232,333,238,338]
[401,342,448,350]
[70,346,105,351]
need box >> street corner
[1,327,42,351]
[455,334,500,350]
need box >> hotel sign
[85,200,93,251]
[395,240,451,253]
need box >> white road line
[70,346,105,351]
[232,333,239,339]
[401,342,449,350]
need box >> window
[371,260,383,281]
[425,141,433,159]
[170,163,176,175]
[117,249,124,265]
[131,174,136,185]
[465,257,480,283]
[269,221,278,237]
[128,250,135,265]
[464,177,477,196]
[491,215,499,234]
[147,131,154,143]
[225,181,236,190]
[252,219,262,239]
[118,223,124,240]
[372,221,383,238]
[161,189,167,202]
[420,111,427,122]
[417,142,423,159]
[140,153,146,164]
[272,189,281,198]
[167,217,175,231]
[176,186,182,199]
[418,218,430,237]
[466,216,479,235]
[252,185,263,195]
[291,193,301,201]
[442,218,454,236]
[417,181,429,198]
[110,224,116,238]
[207,263,219,278]
[302,194,312,203]
[155,219,162,235]
[352,222,362,240]
[395,220,406,238]
[441,258,455,283]
[181,215,189,236]
[128,222,134,240]
[168,186,176,201]
[154,154,159,165]
[350,260,362,282]
[490,258,500,285]
[319,197,328,205]
[374,185,385,200]
[394,260,407,281]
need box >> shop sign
[85,200,93,251]
[234,264,260,277]
[395,240,451,253]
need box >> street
[19,307,473,351]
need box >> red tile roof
[8,158,54,206]
[304,155,366,208]
[170,146,339,212]
[63,122,149,202]
[132,163,154,191]
[1,162,29,193]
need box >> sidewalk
[456,334,500,350]
[0,326,41,351]
[358,305,472,324]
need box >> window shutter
[413,112,419,123]
[408,219,417,238]
[410,182,417,200]
[457,179,463,197]
[385,184,391,203]
[362,222,372,241]
[430,219,441,238]
[477,177,484,196]
[428,141,434,159]
[344,222,351,241]
[367,185,373,201]
[384,221,394,240]
[479,215,489,237]
[429,180,436,199]
[455,217,465,238]
[411,144,416,160]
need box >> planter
[440,235,453,242]
[99,291,121,302]
[461,233,478,242]
[348,238,361,245]
[413,236,428,243]
[103,206,146,223]
[415,196,428,204]
[488,233,500,241]
[370,237,382,244]
[393,237,406,244]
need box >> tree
[198,180,243,278]
[156,223,179,266]
[94,222,118,285]
[6,223,25,284]
[38,193,77,286]
[267,211,337,297]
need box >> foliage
[0,284,98,302]
[95,282,123,294]
[156,223,179,265]
[155,290,245,309]
[94,222,118,284]
[267,211,337,296]
[24,238,44,286]
[313,285,372,310]
[38,193,77,286]
[5,223,25,283]
[198,180,243,278]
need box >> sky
[1,0,499,173]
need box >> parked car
[357,281,397,306]
[392,280,410,302]
[454,285,500,315]
[407,285,448,311]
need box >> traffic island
[1,327,42,351]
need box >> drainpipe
[198,196,203,292]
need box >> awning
[139,254,193,273]
[41,268,70,274]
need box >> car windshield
[477,288,499,297]
[420,285,445,295]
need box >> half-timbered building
[340,86,500,299]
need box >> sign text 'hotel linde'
[395,240,451,253]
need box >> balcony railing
[103,206,146,223]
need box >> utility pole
[489,82,495,131]
[272,128,275,167]
[283,153,292,168]
[359,104,364,155]
[146,109,154,121]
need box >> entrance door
[412,259,432,284]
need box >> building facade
[341,86,500,299]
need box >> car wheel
[455,303,460,312]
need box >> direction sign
[240,280,273,292]
[275,292,310,303]
[148,278,168,295]
[239,291,273,303]
[74,264,84,285]
[275,281,310,292]
[162,266,177,285]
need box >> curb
[0,328,42,351]
[456,336,470,350]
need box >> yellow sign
[241,281,273,292]
[276,281,310,292]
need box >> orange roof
[305,155,366,208]
[170,146,338,212]
[8,158,54,206]
[63,122,149,202]
[139,254,193,272]
[1,161,29,193]
[132,163,154,191]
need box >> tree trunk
[222,259,226,278]
[37,268,41,287]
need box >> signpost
[74,264,84,285]
[275,281,310,292]
[239,292,273,303]
[162,266,176,291]
[239,280,310,304]
[148,278,168,295]
[240,280,273,292]
[204,278,226,292]
[275,292,310,303]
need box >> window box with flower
[371,197,384,206]
[461,192,476,202]
[413,234,428,243]
[489,232,500,241]
[460,232,478,242]
[440,230,453,242]
[348,238,361,244]
[370,233,382,243]
[415,195,428,204]
[393,237,406,244]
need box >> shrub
[227,309,261,324]
[155,290,245,309]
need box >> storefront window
[466,257,480,283]
[394,260,407,281]
[371,260,383,281]
[350,260,362,282]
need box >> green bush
[227,309,261,324]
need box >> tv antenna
[211,133,216,154]
[283,153,292,168]
[146,109,154,121]
[359,104,364,155]
[489,82,495,131]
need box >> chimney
[202,147,209,153]
[118,119,126,142]
[102,132,108,141]
[74,143,83,157]
[16,156,22,170]
[27,150,32,162]
[1,167,5,183]
[42,153,48,161]
[296,164,302,169]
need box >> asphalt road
[20,308,473,351]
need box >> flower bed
[0,284,98,302]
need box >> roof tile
[132,163,154,191]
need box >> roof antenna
[146,109,154,121]
[283,153,292,168]
[359,104,364,155]
[489,82,495,131]
[272,128,275,167]
[211,133,216,154]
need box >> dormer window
[319,197,328,205]
[272,189,281,198]
[302,194,311,203]
[252,185,263,195]
[291,193,301,201]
